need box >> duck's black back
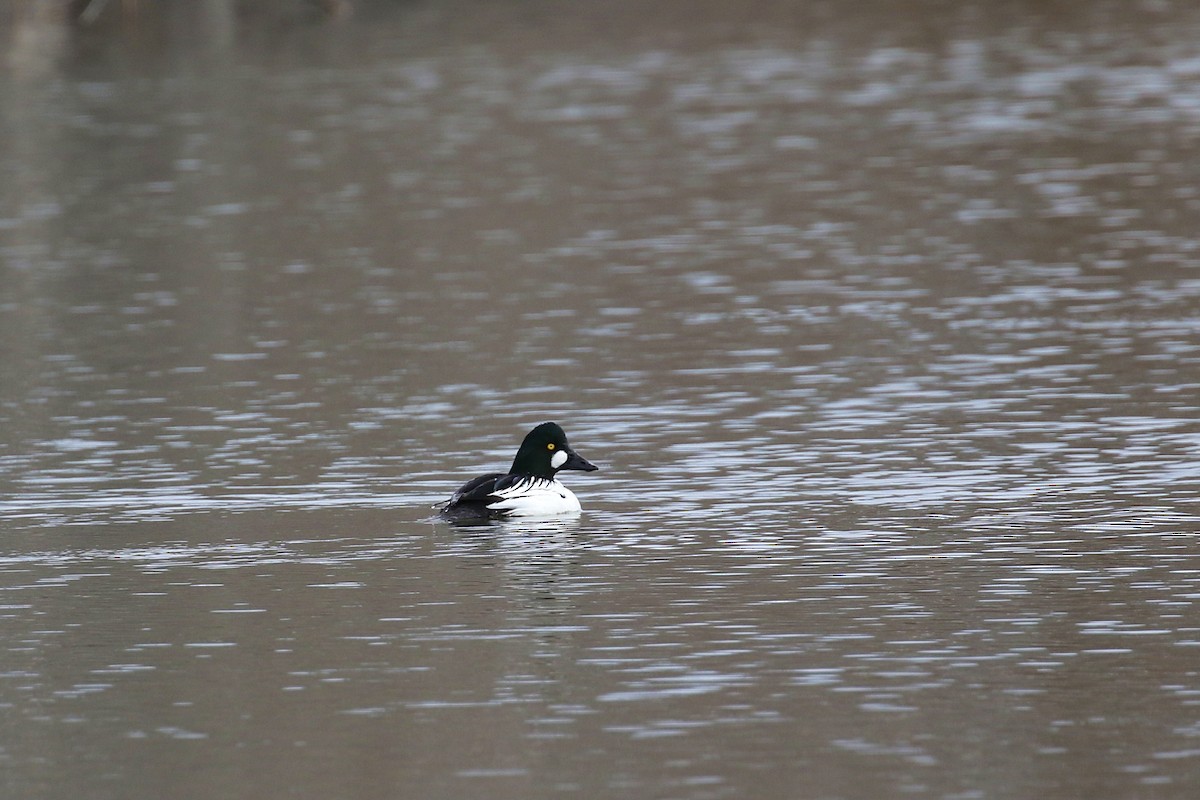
[443,472,504,511]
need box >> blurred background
[2,1,1200,799]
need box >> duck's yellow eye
[547,443,556,451]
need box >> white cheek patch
[550,449,568,469]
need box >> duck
[441,422,599,517]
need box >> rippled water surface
[3,1,1200,798]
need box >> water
[2,1,1200,798]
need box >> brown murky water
[2,1,1200,798]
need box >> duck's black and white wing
[483,475,581,516]
[443,473,581,517]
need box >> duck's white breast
[486,478,582,516]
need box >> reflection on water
[2,1,1200,798]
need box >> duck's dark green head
[509,422,599,479]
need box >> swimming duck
[441,422,599,517]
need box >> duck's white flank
[486,477,582,516]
